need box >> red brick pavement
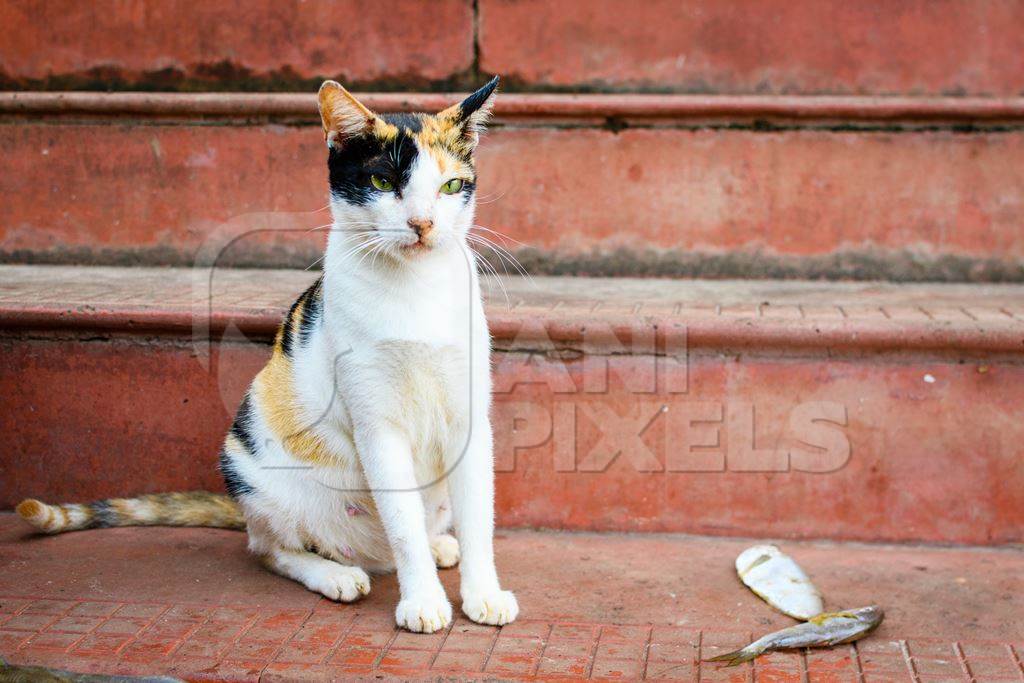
[4,595,1023,681]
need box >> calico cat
[16,76,518,633]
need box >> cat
[16,76,518,634]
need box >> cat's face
[319,78,498,260]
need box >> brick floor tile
[0,598,32,614]
[391,629,446,651]
[94,617,150,636]
[912,656,966,677]
[962,656,1023,677]
[67,602,121,617]
[857,639,904,655]
[648,641,696,664]
[645,660,695,680]
[651,626,701,645]
[497,620,550,639]
[190,620,249,641]
[432,648,488,671]
[0,630,31,651]
[168,638,234,660]
[71,633,132,657]
[859,653,912,675]
[329,646,381,667]
[273,638,340,664]
[806,672,860,683]
[958,641,1013,659]
[228,637,283,660]
[163,604,210,621]
[756,668,805,683]
[602,624,652,642]
[22,599,77,615]
[146,618,201,640]
[208,606,260,622]
[340,628,392,649]
[536,654,589,676]
[485,652,538,675]
[448,617,495,635]
[46,615,105,633]
[113,604,167,619]
[598,639,647,660]
[379,648,435,669]
[347,611,396,629]
[492,634,544,655]
[438,630,494,652]
[698,664,755,682]
[1,613,57,631]
[120,638,182,661]
[23,630,84,652]
[545,638,595,658]
[549,623,598,641]
[592,655,644,679]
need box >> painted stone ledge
[2,267,1023,543]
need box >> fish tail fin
[16,492,245,534]
[706,644,765,666]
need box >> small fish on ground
[707,605,885,666]
[735,544,824,620]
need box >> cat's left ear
[439,75,499,150]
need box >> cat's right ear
[318,80,376,149]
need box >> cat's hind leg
[246,516,370,602]
[430,534,460,569]
[262,546,371,602]
[427,496,460,569]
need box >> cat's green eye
[370,175,394,192]
[440,178,465,195]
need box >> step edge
[5,91,1024,125]
[3,302,1022,355]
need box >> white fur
[232,136,516,632]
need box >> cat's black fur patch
[383,112,423,134]
[278,297,300,357]
[220,449,254,499]
[229,393,259,457]
[91,500,118,528]
[458,76,499,121]
[328,128,419,205]
[296,277,324,348]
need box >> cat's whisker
[471,224,528,249]
[473,188,508,206]
[465,233,532,283]
[466,245,510,309]
[304,253,327,271]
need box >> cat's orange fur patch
[16,498,44,521]
[253,354,335,465]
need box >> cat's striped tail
[15,492,245,534]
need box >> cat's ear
[438,75,499,150]
[318,80,377,149]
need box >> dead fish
[736,544,824,619]
[707,605,885,666]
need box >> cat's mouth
[399,240,432,254]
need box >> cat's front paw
[395,591,452,633]
[461,588,519,626]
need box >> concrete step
[2,265,1023,544]
[3,92,1024,280]
[3,0,1022,96]
[0,517,1021,680]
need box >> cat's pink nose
[408,218,434,240]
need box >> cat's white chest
[374,339,471,479]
